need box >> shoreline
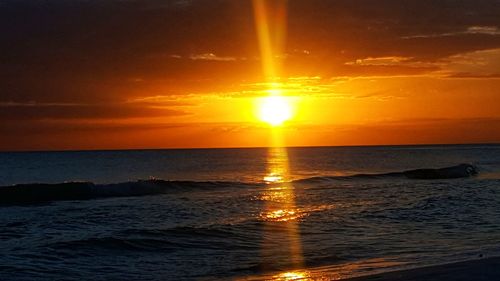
[342,257,500,281]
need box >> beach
[344,257,500,281]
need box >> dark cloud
[286,0,500,64]
[1,0,499,102]
[0,0,258,102]
[0,119,189,135]
[0,102,188,120]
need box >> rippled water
[1,145,500,280]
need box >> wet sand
[343,257,500,281]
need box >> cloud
[345,56,414,66]
[404,26,500,39]
[0,101,82,107]
[189,53,238,61]
[439,48,500,77]
[0,102,189,121]
[344,48,500,78]
[206,77,405,102]
[125,96,196,107]
[169,53,241,61]
[0,119,189,135]
[344,56,440,68]
[466,26,500,35]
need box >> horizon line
[1,141,499,153]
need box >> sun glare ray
[252,1,305,274]
[252,0,287,79]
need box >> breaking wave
[0,164,478,206]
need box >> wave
[0,180,255,206]
[0,164,478,206]
[52,236,179,253]
[48,225,261,255]
[295,163,478,183]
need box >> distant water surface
[1,144,499,185]
[1,144,500,280]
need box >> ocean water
[1,144,500,280]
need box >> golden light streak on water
[241,256,409,280]
[272,270,312,280]
[258,130,304,273]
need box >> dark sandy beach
[343,257,500,281]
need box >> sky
[1,0,500,151]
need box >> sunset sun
[257,96,293,126]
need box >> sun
[258,96,293,126]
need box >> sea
[1,144,500,280]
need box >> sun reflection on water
[272,271,312,281]
[241,256,409,280]
[257,189,294,203]
[259,145,304,270]
[262,208,302,222]
[263,174,284,183]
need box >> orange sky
[1,0,500,151]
